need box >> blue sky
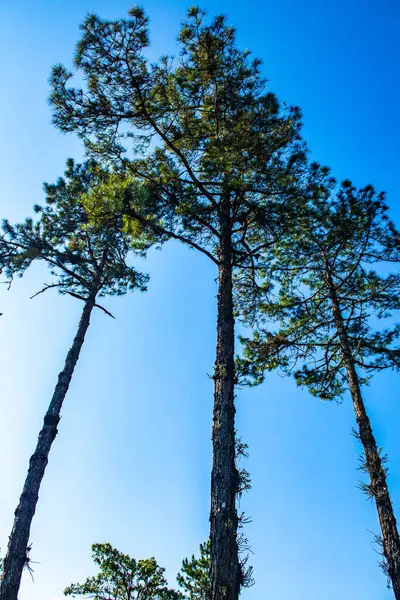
[1,1,400,599]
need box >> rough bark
[210,205,240,600]
[327,272,400,598]
[0,294,96,600]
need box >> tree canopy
[64,543,182,600]
[239,170,400,399]
[1,159,149,305]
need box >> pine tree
[49,9,306,598]
[239,169,400,596]
[177,541,210,600]
[0,160,148,600]
[64,543,182,600]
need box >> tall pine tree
[0,160,148,600]
[49,9,306,598]
[239,170,400,596]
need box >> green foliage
[0,159,149,304]
[81,174,163,251]
[177,541,210,600]
[64,543,182,600]
[49,5,306,271]
[239,166,400,400]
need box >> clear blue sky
[1,1,400,599]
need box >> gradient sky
[1,1,400,599]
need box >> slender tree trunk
[0,294,96,600]
[327,273,400,598]
[210,206,240,600]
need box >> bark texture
[0,295,96,600]
[210,208,240,600]
[328,273,400,598]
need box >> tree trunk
[0,294,96,600]
[328,273,400,598]
[210,207,240,600]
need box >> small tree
[49,9,306,598]
[64,543,181,600]
[0,160,148,600]
[239,170,400,596]
[177,542,210,600]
